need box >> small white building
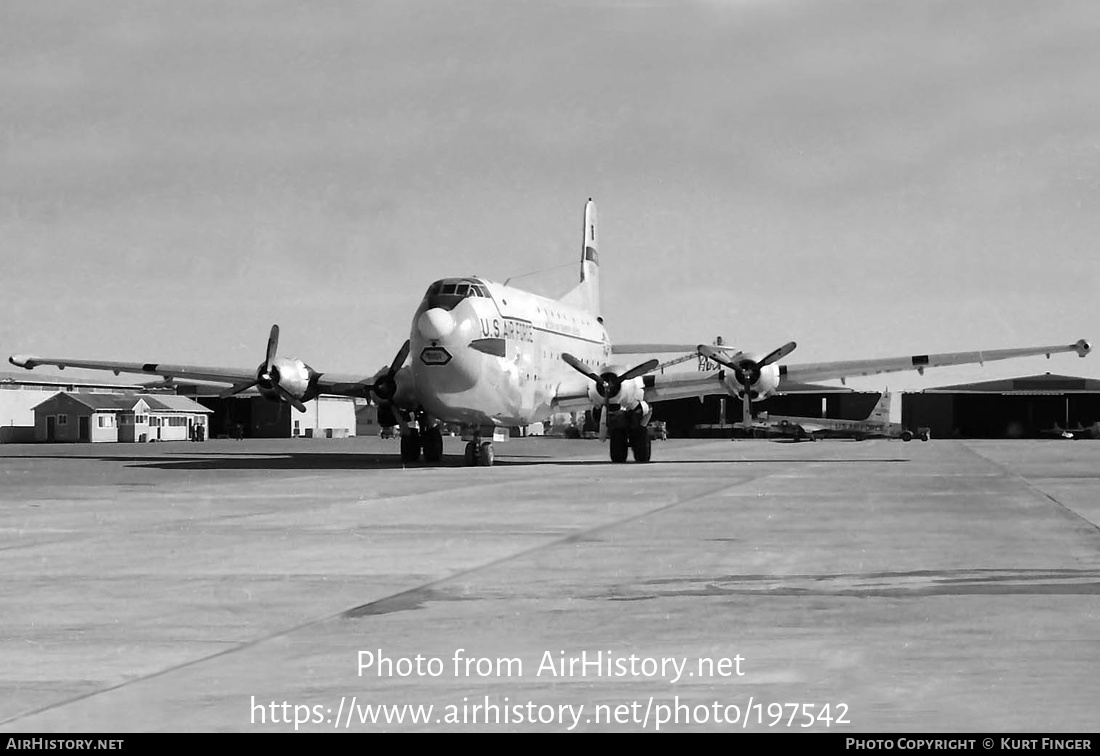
[124,395,214,443]
[32,393,212,443]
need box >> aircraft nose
[417,308,456,341]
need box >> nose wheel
[464,440,495,466]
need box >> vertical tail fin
[560,198,601,318]
[867,391,892,423]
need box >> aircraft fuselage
[407,277,610,428]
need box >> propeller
[367,340,412,430]
[697,341,797,429]
[218,325,307,412]
[367,340,411,403]
[561,354,659,441]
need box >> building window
[57,414,68,425]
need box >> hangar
[31,392,212,443]
[173,386,358,439]
[902,373,1100,439]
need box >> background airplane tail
[559,198,601,319]
[867,391,892,423]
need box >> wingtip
[9,354,37,369]
[1075,339,1092,357]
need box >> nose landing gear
[463,437,495,466]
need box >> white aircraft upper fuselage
[408,277,611,427]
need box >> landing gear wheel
[609,428,629,463]
[400,430,422,462]
[479,442,494,467]
[422,426,444,462]
[464,441,478,466]
[630,427,651,463]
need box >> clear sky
[2,0,1097,393]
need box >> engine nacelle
[615,378,645,409]
[586,371,645,410]
[722,361,780,401]
[256,356,318,404]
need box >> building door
[46,416,56,441]
[79,416,90,441]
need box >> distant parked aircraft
[747,392,929,442]
[1039,422,1099,440]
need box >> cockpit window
[420,279,488,312]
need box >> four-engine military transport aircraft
[8,199,1094,466]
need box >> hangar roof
[921,373,1100,394]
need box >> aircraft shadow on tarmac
[623,568,1100,599]
[2,453,910,470]
[342,567,1100,619]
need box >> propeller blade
[265,325,280,373]
[275,385,307,413]
[742,391,752,428]
[219,381,258,398]
[598,402,608,442]
[390,340,411,375]
[619,358,660,382]
[758,341,797,367]
[561,353,601,382]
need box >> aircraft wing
[7,354,376,397]
[553,338,1091,411]
[776,419,826,433]
[780,340,1092,384]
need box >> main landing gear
[606,409,652,464]
[399,412,445,463]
